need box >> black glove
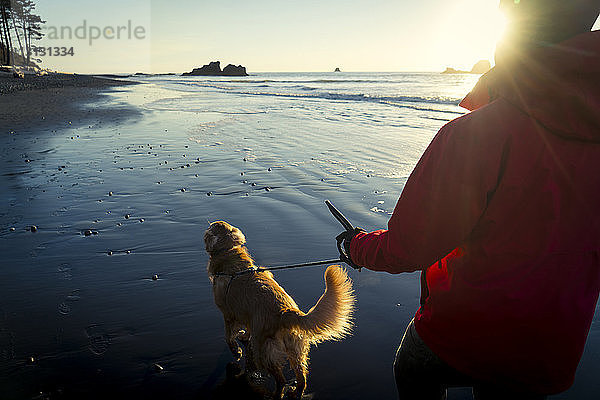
[336,227,365,270]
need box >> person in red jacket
[343,1,600,399]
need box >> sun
[432,0,508,71]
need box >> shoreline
[0,73,139,131]
[0,72,136,95]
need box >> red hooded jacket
[350,31,600,394]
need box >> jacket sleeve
[350,114,508,273]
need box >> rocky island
[442,59,491,75]
[182,61,248,77]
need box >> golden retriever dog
[204,221,355,399]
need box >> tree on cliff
[0,0,14,65]
[10,0,44,66]
[0,0,44,67]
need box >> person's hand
[335,227,365,269]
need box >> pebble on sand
[153,363,164,372]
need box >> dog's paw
[285,390,312,400]
[226,361,243,378]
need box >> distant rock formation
[442,59,491,75]
[182,61,248,76]
[442,67,464,74]
[334,67,341,72]
[222,64,248,76]
[470,59,491,74]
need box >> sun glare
[432,0,507,71]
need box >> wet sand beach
[0,73,137,129]
[1,73,598,399]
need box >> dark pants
[393,320,547,400]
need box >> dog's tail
[281,265,355,344]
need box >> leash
[211,200,358,281]
[210,258,342,297]
[258,258,342,271]
[211,258,341,280]
[211,200,358,282]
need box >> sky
[34,0,600,74]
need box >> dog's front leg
[224,318,243,361]
[240,335,257,374]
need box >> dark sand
[0,73,137,129]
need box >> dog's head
[204,221,246,255]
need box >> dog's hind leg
[269,364,286,399]
[256,337,287,399]
[288,344,308,399]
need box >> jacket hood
[460,31,600,143]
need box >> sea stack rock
[442,60,491,74]
[470,59,491,74]
[183,61,222,76]
[182,61,248,76]
[222,64,248,76]
[441,67,461,74]
[334,67,341,72]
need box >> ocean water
[1,72,598,399]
